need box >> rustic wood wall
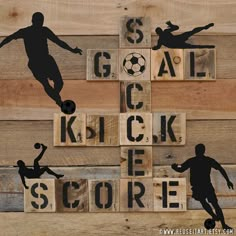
[0,0,236,235]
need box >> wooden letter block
[151,49,184,81]
[54,113,86,146]
[119,49,150,81]
[86,114,119,146]
[24,179,56,212]
[120,81,151,112]
[120,113,152,145]
[153,178,187,212]
[120,146,152,178]
[184,49,216,80]
[56,179,89,212]
[152,113,186,145]
[87,49,118,81]
[119,17,151,48]
[120,178,153,212]
[89,179,119,212]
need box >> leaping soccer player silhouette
[17,143,64,189]
[0,12,82,114]
[172,144,234,230]
[152,21,215,50]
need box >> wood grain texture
[0,166,235,212]
[1,120,236,165]
[0,0,235,36]
[0,210,235,235]
[1,193,235,212]
[2,79,236,120]
[1,166,235,196]
[24,179,56,212]
[0,35,235,81]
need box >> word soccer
[24,17,216,213]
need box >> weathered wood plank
[0,0,235,36]
[1,193,235,212]
[0,210,235,235]
[0,166,235,196]
[1,120,236,165]
[0,80,120,113]
[0,35,235,81]
[152,80,236,113]
[2,79,236,120]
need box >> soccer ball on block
[123,52,146,77]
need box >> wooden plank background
[0,0,236,36]
[0,0,236,234]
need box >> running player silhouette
[17,143,64,189]
[172,144,234,230]
[0,12,82,110]
[152,21,215,50]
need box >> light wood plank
[0,0,235,36]
[0,35,235,81]
[1,166,236,196]
[2,79,236,120]
[0,210,235,235]
[1,193,236,212]
[0,35,236,81]
[1,120,236,165]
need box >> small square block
[153,178,187,212]
[56,179,89,212]
[119,49,150,81]
[87,49,118,81]
[54,113,86,146]
[89,179,120,212]
[120,178,153,212]
[86,114,119,146]
[152,113,186,145]
[120,146,152,178]
[184,49,216,80]
[24,179,56,212]
[119,17,151,48]
[120,113,152,145]
[151,49,184,81]
[120,81,151,112]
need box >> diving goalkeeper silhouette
[153,21,215,50]
[172,144,234,230]
[0,12,82,111]
[17,143,64,189]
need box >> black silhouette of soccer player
[0,12,82,110]
[152,21,215,50]
[17,143,64,189]
[171,144,234,230]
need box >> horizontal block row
[53,113,186,146]
[86,49,216,81]
[24,178,186,213]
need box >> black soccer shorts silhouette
[17,143,64,189]
[0,12,82,108]
[152,21,215,50]
[172,144,234,230]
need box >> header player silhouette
[0,12,82,114]
[172,144,234,230]
[152,21,215,50]
[17,143,64,189]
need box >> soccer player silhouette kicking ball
[17,143,64,189]
[172,144,234,230]
[0,12,82,114]
[152,21,215,50]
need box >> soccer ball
[123,53,146,77]
[61,100,76,115]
